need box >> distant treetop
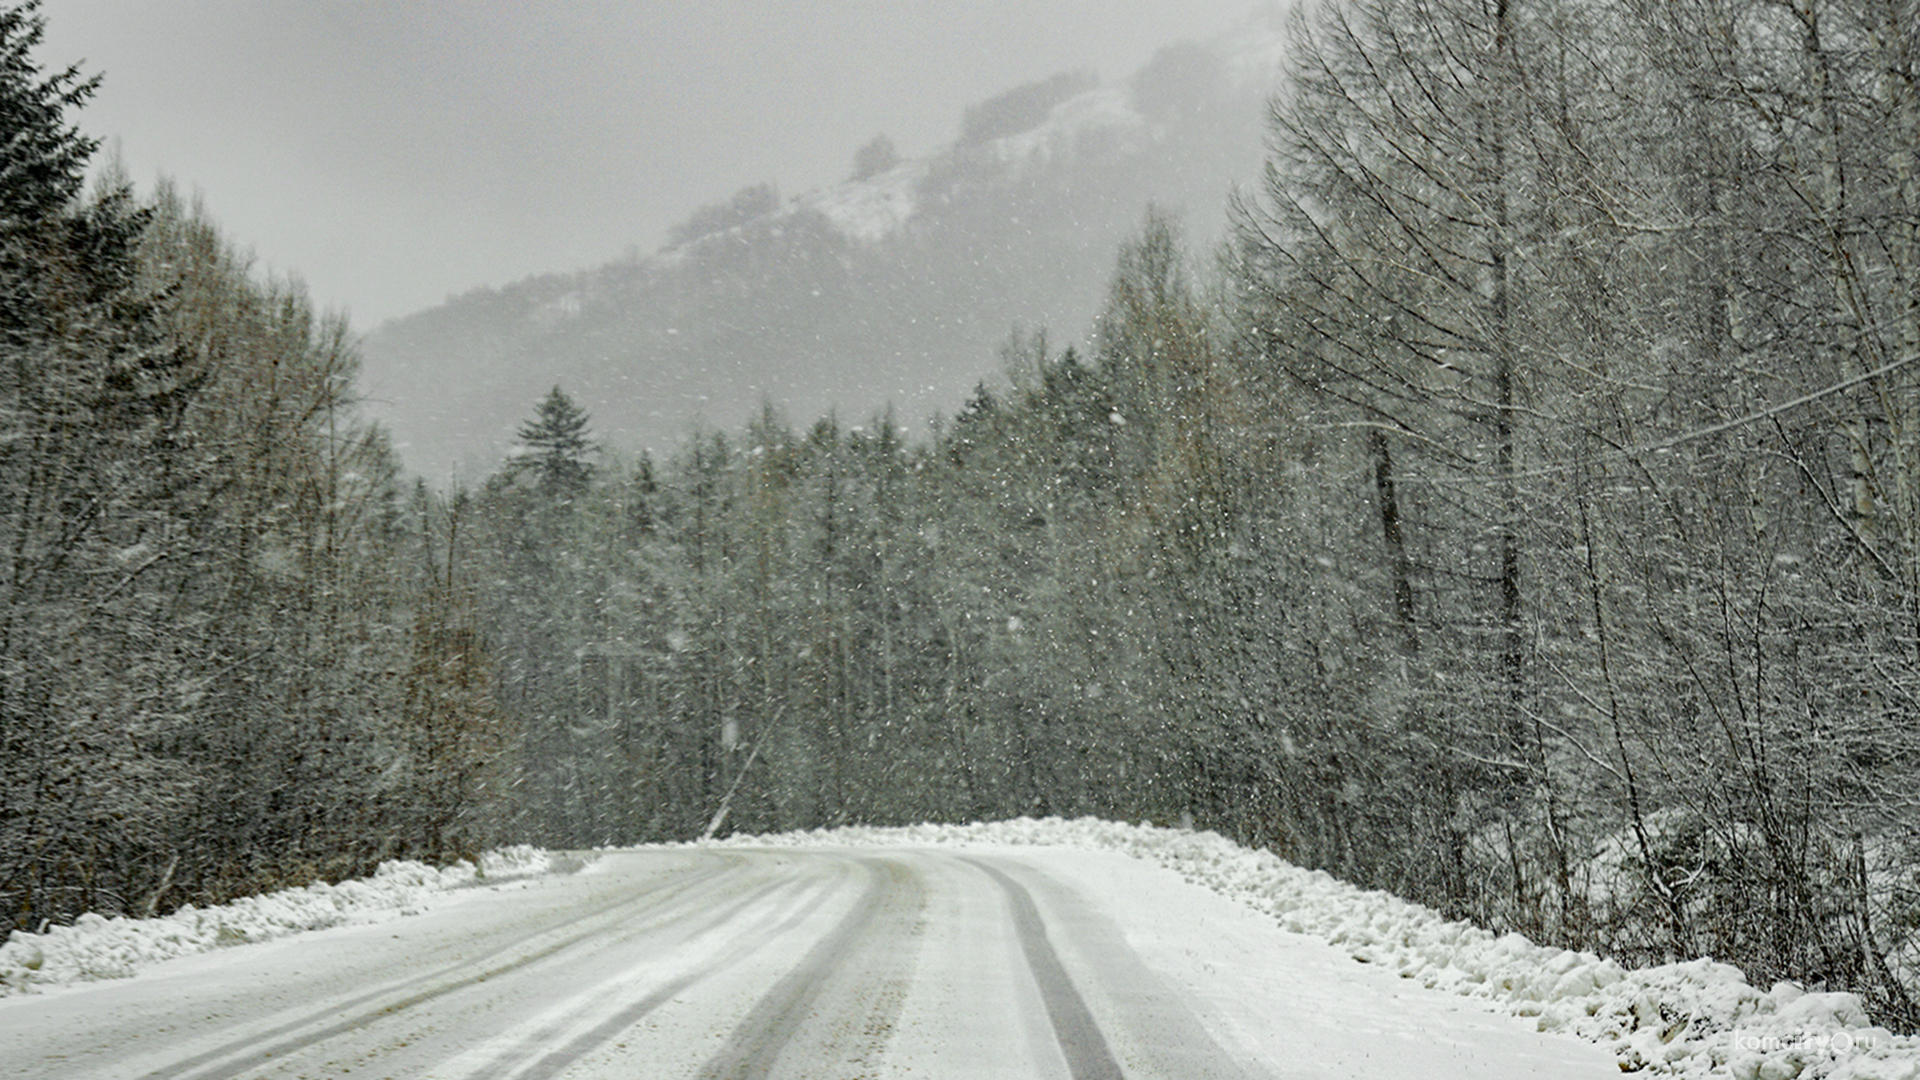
[666,182,780,248]
[957,71,1098,147]
[850,134,900,182]
[507,385,596,495]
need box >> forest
[5,0,1920,1031]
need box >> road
[2,845,1624,1079]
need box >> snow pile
[0,846,551,996]
[716,817,1920,1080]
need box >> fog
[46,0,1263,329]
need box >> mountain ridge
[358,14,1288,482]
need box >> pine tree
[0,1,215,929]
[0,1,95,231]
[506,385,596,498]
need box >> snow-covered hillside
[359,14,1284,482]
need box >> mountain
[357,17,1288,482]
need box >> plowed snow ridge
[0,846,552,992]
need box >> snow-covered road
[4,844,1624,1079]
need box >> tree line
[1,2,508,935]
[6,0,1919,1031]
[1224,0,1920,1025]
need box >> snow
[797,78,1147,248]
[987,84,1144,171]
[0,845,551,996]
[802,159,926,244]
[6,819,1918,1079]
[714,817,1920,1080]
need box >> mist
[47,0,1264,328]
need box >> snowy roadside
[0,846,556,996]
[9,819,1916,1080]
[716,818,1920,1080]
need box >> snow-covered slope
[359,16,1284,482]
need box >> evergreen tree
[480,386,605,842]
[506,385,596,497]
[0,2,95,231]
[0,1,518,931]
[0,0,202,929]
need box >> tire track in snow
[976,856,1278,1080]
[965,858,1127,1080]
[692,855,927,1080]
[463,855,874,1080]
[143,852,758,1080]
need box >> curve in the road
[11,847,1288,1080]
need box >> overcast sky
[42,0,1265,330]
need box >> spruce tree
[0,0,206,930]
[507,385,596,498]
[0,1,96,230]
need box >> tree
[0,1,204,929]
[399,484,508,863]
[850,134,899,182]
[506,385,596,498]
[136,189,440,903]
[1216,0,1920,1025]
[0,4,475,926]
[0,1,95,229]
[666,183,780,247]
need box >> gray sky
[43,0,1264,330]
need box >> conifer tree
[507,385,596,497]
[0,0,201,929]
[0,2,94,230]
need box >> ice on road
[2,844,1622,1079]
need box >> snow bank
[716,817,1920,1080]
[0,846,552,996]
